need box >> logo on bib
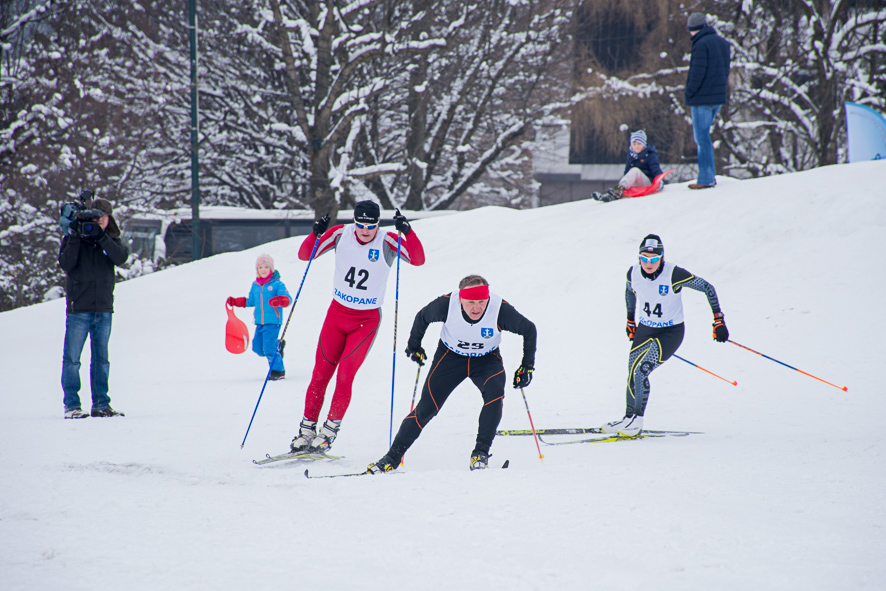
[659,285,669,295]
[368,249,379,262]
[481,328,493,338]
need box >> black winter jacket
[624,144,664,181]
[685,26,731,106]
[58,234,129,313]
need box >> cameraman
[58,197,129,419]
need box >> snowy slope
[1,161,883,590]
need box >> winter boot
[309,419,341,453]
[65,408,89,419]
[366,453,400,474]
[601,415,643,436]
[602,185,624,202]
[470,450,490,471]
[91,407,125,417]
[269,370,285,381]
[290,418,317,452]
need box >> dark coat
[58,233,129,313]
[685,26,731,106]
[624,144,664,181]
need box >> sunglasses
[355,222,378,230]
[639,254,661,264]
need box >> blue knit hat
[630,130,647,148]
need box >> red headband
[459,284,489,300]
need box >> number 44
[643,302,662,318]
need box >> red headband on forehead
[459,284,489,300]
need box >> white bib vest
[631,261,684,328]
[332,225,392,310]
[440,291,503,357]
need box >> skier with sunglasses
[603,234,729,436]
[289,201,425,454]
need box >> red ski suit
[298,225,425,421]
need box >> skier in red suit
[290,200,425,453]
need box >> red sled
[225,302,250,354]
[623,169,675,198]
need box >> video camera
[59,189,106,237]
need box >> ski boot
[367,453,400,474]
[309,419,341,453]
[470,450,490,471]
[269,370,285,381]
[290,418,317,452]
[601,415,643,436]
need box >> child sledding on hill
[593,130,665,202]
[227,254,291,380]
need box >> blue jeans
[62,313,113,411]
[253,324,284,372]
[691,105,721,186]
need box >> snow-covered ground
[1,161,882,590]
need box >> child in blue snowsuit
[594,130,664,202]
[227,254,291,380]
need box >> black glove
[81,221,104,238]
[712,312,729,343]
[513,365,533,388]
[393,209,411,235]
[626,319,636,340]
[312,215,330,238]
[405,345,426,366]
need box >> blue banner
[845,102,886,162]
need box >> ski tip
[501,460,509,469]
[303,469,310,479]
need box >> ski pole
[389,232,402,447]
[240,235,321,449]
[728,340,847,391]
[519,387,545,461]
[401,363,423,467]
[672,354,737,386]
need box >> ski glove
[513,365,534,388]
[405,346,426,366]
[626,319,636,340]
[712,312,729,343]
[227,296,247,307]
[312,215,330,238]
[268,295,290,307]
[393,209,411,235]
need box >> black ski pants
[388,341,506,462]
[626,323,685,416]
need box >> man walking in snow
[602,234,728,436]
[289,201,425,454]
[366,274,537,473]
[684,12,731,190]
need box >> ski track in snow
[1,161,883,590]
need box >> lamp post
[188,0,201,260]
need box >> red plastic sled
[225,302,250,354]
[623,169,675,198]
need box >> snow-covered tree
[573,0,886,176]
[349,0,575,211]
